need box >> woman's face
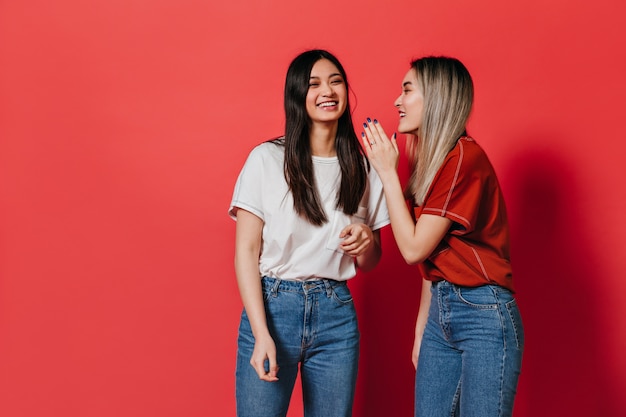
[305,59,347,125]
[394,68,424,135]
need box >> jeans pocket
[505,299,525,350]
[455,285,498,309]
[329,282,354,305]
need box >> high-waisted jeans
[236,276,359,417]
[415,280,524,417]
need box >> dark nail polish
[374,119,378,124]
[363,122,367,128]
[361,132,365,137]
[367,117,372,123]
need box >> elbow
[401,249,428,266]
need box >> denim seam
[451,377,462,417]
[494,289,507,417]
[505,300,523,350]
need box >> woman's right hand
[361,118,400,178]
[250,333,280,382]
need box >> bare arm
[362,120,452,264]
[412,279,432,369]
[234,208,279,382]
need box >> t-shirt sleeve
[228,147,266,221]
[421,144,485,234]
[366,169,391,231]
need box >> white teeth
[399,112,406,117]
[318,102,337,107]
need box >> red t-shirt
[414,137,514,292]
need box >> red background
[1,1,625,416]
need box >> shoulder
[244,139,285,166]
[445,137,493,172]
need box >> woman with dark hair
[229,49,389,417]
[362,56,524,417]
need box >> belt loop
[271,277,281,296]
[323,279,333,297]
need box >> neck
[309,122,338,157]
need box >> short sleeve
[365,168,391,231]
[228,146,266,221]
[421,140,488,234]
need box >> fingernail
[363,122,367,128]
[367,117,372,123]
[374,119,378,124]
[393,132,397,139]
[361,132,365,137]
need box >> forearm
[234,209,270,340]
[355,230,382,272]
[377,170,423,263]
[235,257,270,340]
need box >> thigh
[452,285,524,417]
[235,284,306,417]
[300,282,360,417]
[415,297,463,417]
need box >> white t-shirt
[229,141,390,281]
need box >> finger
[361,131,373,154]
[391,132,398,152]
[339,224,355,238]
[362,121,377,146]
[268,354,279,381]
[341,233,357,246]
[369,119,390,144]
[365,118,382,143]
[250,358,268,380]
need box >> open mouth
[399,111,406,117]
[318,101,338,108]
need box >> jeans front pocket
[329,281,353,305]
[455,285,499,309]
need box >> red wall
[1,1,625,416]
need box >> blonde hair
[405,57,474,206]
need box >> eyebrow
[403,81,413,87]
[310,73,343,79]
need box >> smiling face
[394,68,424,135]
[305,58,347,125]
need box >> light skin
[361,68,453,369]
[235,58,381,382]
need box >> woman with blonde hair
[362,56,523,417]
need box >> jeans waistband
[261,276,345,294]
[430,279,511,295]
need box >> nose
[321,81,334,96]
[394,94,401,107]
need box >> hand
[361,118,400,177]
[249,334,279,382]
[339,223,374,257]
[412,334,421,370]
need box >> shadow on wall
[351,230,420,417]
[504,147,615,417]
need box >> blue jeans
[236,277,360,417]
[415,281,524,417]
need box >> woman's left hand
[361,118,399,178]
[339,223,374,257]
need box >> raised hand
[361,118,399,178]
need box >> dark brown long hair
[276,49,367,225]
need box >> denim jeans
[415,281,524,417]
[236,277,360,417]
